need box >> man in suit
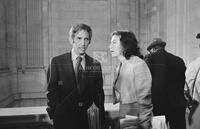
[46,23,105,129]
[144,38,187,129]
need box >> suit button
[78,102,83,107]
[58,81,63,85]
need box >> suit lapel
[113,63,122,104]
[60,53,77,89]
[113,63,122,89]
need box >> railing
[0,104,167,129]
[0,106,52,129]
[0,103,119,129]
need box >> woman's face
[109,35,123,57]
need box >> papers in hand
[105,103,120,119]
[104,103,119,111]
[120,115,138,126]
[125,115,138,120]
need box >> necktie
[75,56,83,93]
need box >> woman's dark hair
[111,31,142,59]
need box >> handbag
[185,67,200,125]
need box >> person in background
[144,38,186,129]
[185,33,200,129]
[186,33,200,103]
[46,23,105,129]
[109,30,153,129]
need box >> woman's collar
[118,55,126,63]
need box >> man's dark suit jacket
[46,52,105,129]
[145,49,186,116]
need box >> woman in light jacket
[109,30,153,129]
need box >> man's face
[72,30,90,55]
[149,46,163,53]
[149,48,155,53]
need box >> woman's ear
[120,46,124,56]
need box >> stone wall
[1,0,200,107]
[0,0,47,107]
[139,0,200,64]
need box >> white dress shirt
[71,48,85,70]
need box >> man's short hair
[69,23,92,43]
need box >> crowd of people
[46,23,200,129]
